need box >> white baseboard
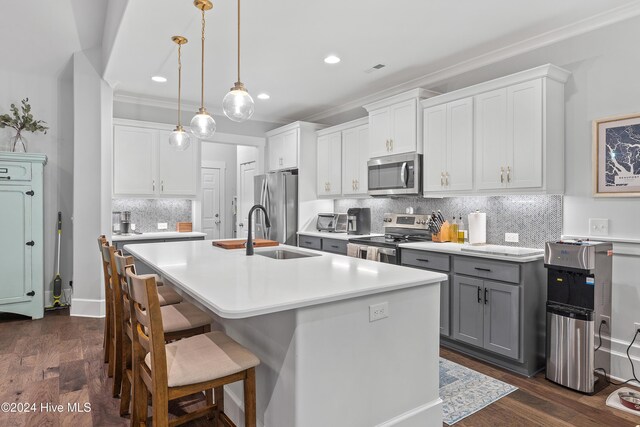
[596,334,640,387]
[70,298,105,318]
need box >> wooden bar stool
[126,268,259,427]
[113,251,217,416]
[97,236,114,369]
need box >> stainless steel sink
[255,249,321,260]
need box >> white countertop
[124,240,445,319]
[297,231,384,241]
[399,242,544,263]
[112,231,206,242]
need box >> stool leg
[214,386,224,423]
[244,368,256,427]
[205,389,214,419]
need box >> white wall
[71,48,112,317]
[0,66,73,306]
[201,142,237,238]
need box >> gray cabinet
[452,275,484,346]
[298,235,348,256]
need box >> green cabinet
[0,153,46,319]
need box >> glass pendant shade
[223,84,255,122]
[169,127,192,151]
[189,110,216,139]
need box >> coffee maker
[347,208,371,235]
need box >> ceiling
[0,0,107,76]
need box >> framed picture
[593,113,640,197]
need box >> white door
[423,104,447,193]
[389,99,417,154]
[475,88,507,190]
[507,79,543,189]
[201,168,221,239]
[237,161,256,238]
[447,97,474,192]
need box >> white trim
[375,398,443,427]
[304,2,640,122]
[316,116,369,136]
[363,88,440,112]
[69,298,105,318]
[113,92,290,125]
[265,120,327,137]
[595,334,640,387]
[562,234,640,247]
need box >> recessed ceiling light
[324,55,341,64]
[257,93,270,100]
[151,76,167,83]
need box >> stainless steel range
[349,213,432,264]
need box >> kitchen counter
[399,241,544,262]
[112,231,206,241]
[125,239,444,427]
[297,230,383,240]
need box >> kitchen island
[125,239,446,427]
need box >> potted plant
[0,98,48,152]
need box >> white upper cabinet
[113,123,198,198]
[113,126,157,197]
[342,123,369,196]
[423,97,473,194]
[317,132,342,197]
[421,64,570,196]
[268,128,298,171]
[364,89,439,159]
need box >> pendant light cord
[201,8,206,109]
[237,0,241,83]
[178,43,183,127]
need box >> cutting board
[212,239,280,250]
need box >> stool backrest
[97,235,111,302]
[126,268,168,391]
[114,251,135,337]
[101,242,123,346]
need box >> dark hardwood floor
[0,310,638,426]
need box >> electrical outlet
[505,233,519,243]
[369,302,389,322]
[158,222,168,230]
[600,315,610,329]
[589,218,609,236]
[131,224,136,230]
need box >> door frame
[195,161,226,239]
[237,160,257,238]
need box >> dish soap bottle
[457,215,466,244]
[450,216,459,242]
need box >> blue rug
[440,358,518,425]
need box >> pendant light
[190,0,216,139]
[222,0,254,122]
[169,36,193,151]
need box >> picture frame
[593,113,640,197]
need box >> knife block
[432,222,451,242]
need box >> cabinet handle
[445,172,449,186]
[500,167,504,184]
[0,168,7,173]
[26,240,35,246]
[0,176,11,180]
[161,180,164,192]
[389,139,393,151]
[355,179,359,190]
[416,258,430,263]
[27,291,35,297]
[385,139,389,151]
[484,288,488,304]
[474,267,491,272]
[279,157,283,166]
[153,180,155,191]
[440,172,444,186]
[330,245,339,249]
[477,286,482,303]
[304,241,312,245]
[507,166,511,183]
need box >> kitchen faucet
[246,204,271,255]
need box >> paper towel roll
[468,211,486,245]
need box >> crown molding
[113,92,290,125]
[303,1,640,123]
[316,117,369,136]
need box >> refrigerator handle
[261,178,270,239]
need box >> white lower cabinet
[113,124,198,198]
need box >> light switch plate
[158,222,168,230]
[589,218,608,236]
[505,233,519,243]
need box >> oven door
[378,247,398,264]
[367,153,421,196]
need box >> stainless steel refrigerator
[254,171,298,245]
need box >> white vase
[11,132,27,153]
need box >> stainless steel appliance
[120,211,131,235]
[349,213,432,264]
[544,240,613,394]
[367,153,421,196]
[316,213,347,233]
[254,171,298,245]
[347,208,371,235]
[112,211,121,234]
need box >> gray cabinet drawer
[0,162,31,181]
[299,235,322,250]
[322,238,347,255]
[454,257,520,284]
[401,249,450,272]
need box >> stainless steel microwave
[367,153,422,196]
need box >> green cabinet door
[0,185,32,304]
